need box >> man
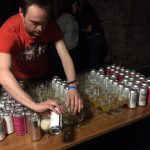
[0,0,83,114]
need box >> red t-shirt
[0,13,63,79]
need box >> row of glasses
[77,69,129,114]
[26,77,85,133]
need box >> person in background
[0,0,83,114]
[56,0,82,74]
[75,0,108,71]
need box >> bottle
[49,109,62,135]
[30,113,42,141]
[3,110,14,134]
[0,116,6,141]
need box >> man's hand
[33,99,63,114]
[66,89,83,113]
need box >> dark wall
[89,0,150,69]
[0,0,19,26]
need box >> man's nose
[37,25,43,31]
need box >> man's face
[21,4,49,38]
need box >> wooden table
[0,105,150,150]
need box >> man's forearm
[55,39,76,82]
[62,54,76,82]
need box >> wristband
[68,80,77,85]
[68,86,78,90]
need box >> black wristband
[68,80,77,85]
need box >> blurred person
[75,0,108,71]
[0,0,83,114]
[56,0,82,74]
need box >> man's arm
[55,39,76,82]
[0,53,61,114]
[55,39,83,112]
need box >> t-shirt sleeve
[0,28,16,53]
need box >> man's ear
[19,7,22,13]
[19,7,24,18]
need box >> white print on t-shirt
[21,42,48,62]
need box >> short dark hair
[19,0,51,16]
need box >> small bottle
[49,109,62,135]
[41,114,50,132]
[128,89,138,108]
[25,109,33,134]
[0,116,6,141]
[30,113,42,141]
[3,110,14,134]
[13,111,26,136]
[138,87,147,106]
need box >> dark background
[1,0,150,70]
[51,0,150,70]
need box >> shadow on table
[63,99,94,143]
[67,117,150,150]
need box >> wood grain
[0,105,150,150]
